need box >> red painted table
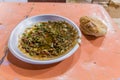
[0,3,120,80]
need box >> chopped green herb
[18,21,78,60]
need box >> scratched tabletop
[0,3,120,80]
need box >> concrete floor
[67,0,120,28]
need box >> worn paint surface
[0,3,120,80]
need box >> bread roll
[80,16,107,37]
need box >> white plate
[8,14,82,64]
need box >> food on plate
[18,21,78,60]
[80,16,107,37]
